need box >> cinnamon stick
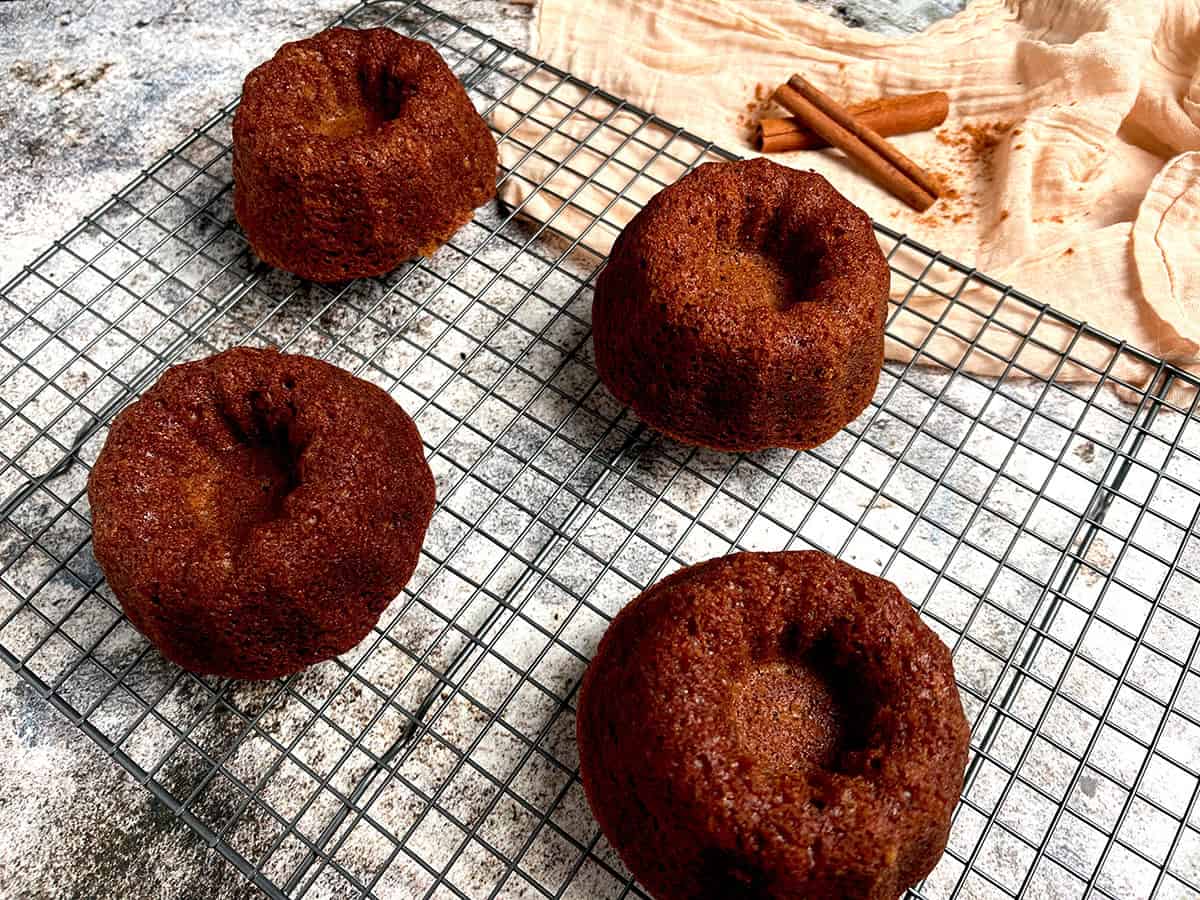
[778,74,941,210]
[758,91,949,153]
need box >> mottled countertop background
[0,1,969,898]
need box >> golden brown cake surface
[232,27,497,282]
[87,347,436,680]
[592,158,890,451]
[577,550,970,900]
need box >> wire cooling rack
[2,2,1200,898]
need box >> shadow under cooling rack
[2,2,1200,899]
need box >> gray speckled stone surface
[5,1,1196,899]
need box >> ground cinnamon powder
[921,120,1016,227]
[736,82,776,139]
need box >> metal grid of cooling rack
[1,2,1199,898]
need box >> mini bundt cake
[577,550,970,900]
[592,158,890,451]
[87,347,436,680]
[232,27,497,282]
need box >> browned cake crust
[577,550,970,900]
[87,347,436,680]
[232,27,497,282]
[592,159,890,451]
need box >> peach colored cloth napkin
[493,0,1200,391]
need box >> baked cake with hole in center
[232,27,497,282]
[592,158,890,451]
[87,347,436,680]
[576,550,970,900]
